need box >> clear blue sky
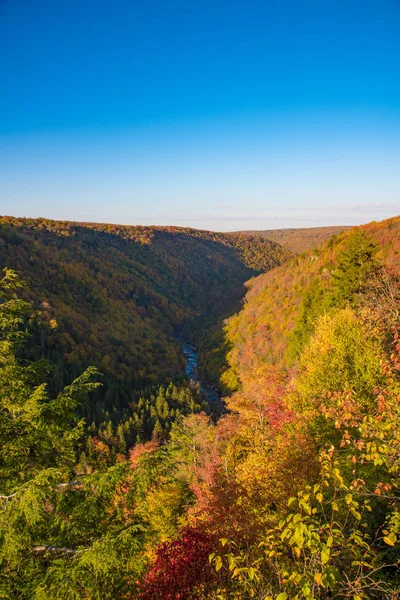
[1,0,400,230]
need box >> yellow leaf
[314,572,323,586]
[383,532,397,546]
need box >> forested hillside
[241,225,351,254]
[0,216,289,427]
[1,216,399,599]
[222,217,400,390]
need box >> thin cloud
[324,203,400,213]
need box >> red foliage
[138,528,213,600]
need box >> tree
[287,277,332,363]
[210,324,400,600]
[331,228,378,306]
[294,307,385,421]
[0,270,145,599]
[139,527,213,600]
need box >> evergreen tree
[0,270,145,599]
[287,277,331,362]
[332,228,378,306]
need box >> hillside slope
[0,216,290,421]
[3,216,399,599]
[239,225,351,253]
[222,216,400,389]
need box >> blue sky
[1,0,400,230]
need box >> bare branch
[56,481,83,490]
[32,545,88,555]
[0,492,17,500]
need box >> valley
[182,339,225,416]
[0,216,289,428]
[2,1,399,596]
[1,215,399,599]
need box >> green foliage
[294,307,385,413]
[212,455,398,599]
[287,229,378,363]
[0,272,98,491]
[208,324,400,597]
[223,218,398,386]
[0,271,146,599]
[1,216,400,599]
[286,277,332,363]
[85,382,207,466]
[0,217,289,426]
[331,228,378,306]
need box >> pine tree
[332,228,378,306]
[0,270,145,598]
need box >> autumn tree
[139,528,214,600]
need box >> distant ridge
[238,225,352,254]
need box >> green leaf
[294,526,304,549]
[299,499,312,515]
[321,547,330,565]
[214,556,223,572]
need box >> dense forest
[221,217,400,388]
[1,216,399,599]
[0,216,289,432]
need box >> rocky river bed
[182,340,225,417]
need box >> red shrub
[139,528,213,600]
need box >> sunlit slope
[240,225,351,254]
[223,216,400,390]
[0,216,290,415]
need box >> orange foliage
[223,216,400,388]
[226,365,293,431]
[129,441,159,468]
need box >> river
[181,340,225,416]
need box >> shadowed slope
[0,216,290,419]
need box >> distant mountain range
[238,225,352,253]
